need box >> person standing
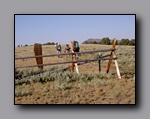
[56,43,62,57]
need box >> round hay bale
[34,43,43,70]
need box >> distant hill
[82,38,121,44]
[82,38,102,44]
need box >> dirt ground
[15,44,135,104]
[15,78,135,104]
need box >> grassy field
[15,44,135,104]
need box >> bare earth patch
[15,78,135,104]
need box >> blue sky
[15,14,135,46]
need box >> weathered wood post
[71,41,75,72]
[113,51,121,78]
[106,39,121,79]
[74,59,79,74]
[70,41,79,73]
[34,43,43,70]
[106,38,116,73]
[98,52,101,72]
[72,54,75,72]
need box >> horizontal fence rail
[15,57,117,69]
[15,48,116,60]
[15,39,121,78]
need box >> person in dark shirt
[64,44,71,57]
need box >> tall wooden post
[106,39,121,79]
[106,39,116,73]
[72,54,75,72]
[98,52,101,72]
[113,52,121,79]
[70,41,79,73]
[34,43,43,70]
[74,56,79,74]
[71,41,75,72]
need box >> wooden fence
[15,39,121,78]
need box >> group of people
[55,41,80,59]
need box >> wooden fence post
[70,41,79,73]
[72,54,75,72]
[74,52,79,74]
[113,51,121,79]
[98,52,101,72]
[34,43,43,70]
[71,41,75,72]
[106,39,116,73]
[106,39,121,79]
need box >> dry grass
[15,44,135,104]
